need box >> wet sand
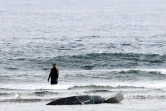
[1,99,166,111]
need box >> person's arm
[48,70,51,82]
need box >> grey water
[0,0,166,105]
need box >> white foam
[1,81,166,91]
[61,68,166,74]
[1,83,74,90]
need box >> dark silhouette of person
[48,64,59,85]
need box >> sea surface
[0,0,166,111]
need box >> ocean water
[1,0,166,110]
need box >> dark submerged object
[46,92,124,105]
[47,95,104,105]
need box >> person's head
[52,63,56,68]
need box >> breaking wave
[3,53,166,70]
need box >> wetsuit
[48,67,58,84]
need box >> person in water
[48,63,59,85]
